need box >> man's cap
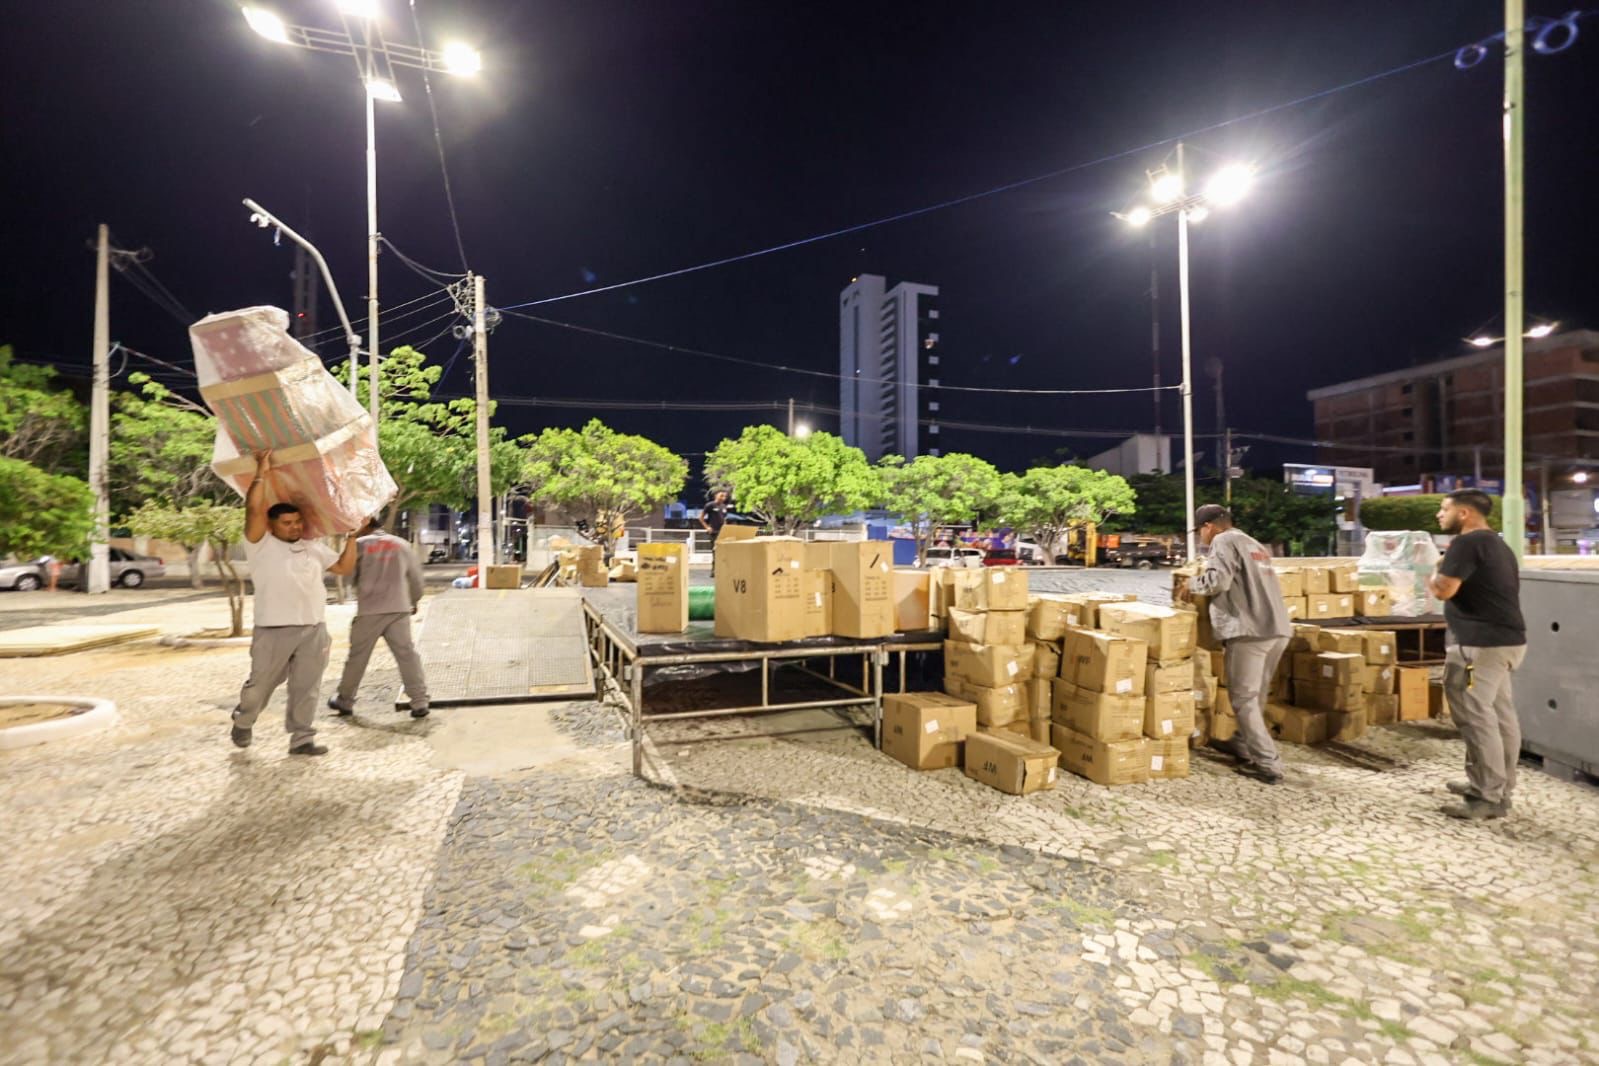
[1192,504,1231,530]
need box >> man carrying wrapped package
[328,516,431,720]
[1184,504,1292,784]
[231,450,358,756]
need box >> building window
[928,424,940,435]
[928,401,940,412]
[927,354,939,366]
[1402,431,1414,441]
[1401,407,1412,417]
[928,309,939,320]
[1401,384,1413,395]
[928,378,940,387]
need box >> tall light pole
[241,3,482,423]
[1502,0,1526,559]
[1115,143,1255,561]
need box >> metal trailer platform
[578,585,942,780]
[401,587,595,708]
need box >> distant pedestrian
[1430,490,1526,821]
[701,489,729,576]
[1183,504,1292,785]
[231,450,357,756]
[328,517,431,719]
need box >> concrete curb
[0,696,119,750]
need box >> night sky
[4,1,1596,496]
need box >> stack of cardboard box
[714,538,899,643]
[1023,592,1134,746]
[882,691,978,772]
[942,569,1035,741]
[1050,626,1151,785]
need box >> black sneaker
[230,724,252,749]
[327,698,354,717]
[1446,780,1511,809]
[1235,762,1284,785]
[1208,737,1247,762]
[410,706,430,719]
[1443,797,1507,821]
[289,742,329,756]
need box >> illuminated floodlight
[794,422,812,439]
[1525,322,1556,338]
[1150,170,1184,204]
[1204,164,1254,207]
[365,77,402,102]
[1469,335,1496,348]
[1123,205,1153,227]
[1573,470,1590,484]
[442,41,482,75]
[336,0,380,18]
[1187,205,1210,224]
[243,6,291,43]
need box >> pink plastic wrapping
[190,307,396,539]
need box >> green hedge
[1358,493,1502,533]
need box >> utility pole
[473,273,494,573]
[1539,461,1552,554]
[366,87,381,426]
[1502,0,1526,559]
[1176,143,1197,561]
[1223,427,1234,504]
[787,397,795,436]
[87,225,111,596]
[1149,229,1162,436]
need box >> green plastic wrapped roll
[688,585,716,620]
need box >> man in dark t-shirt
[700,490,729,575]
[1429,489,1526,821]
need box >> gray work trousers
[234,623,331,749]
[334,612,430,710]
[1444,644,1526,804]
[1225,635,1289,774]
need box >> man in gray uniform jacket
[328,517,431,718]
[1185,504,1292,784]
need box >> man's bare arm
[244,451,272,544]
[327,535,358,577]
[1430,573,1462,601]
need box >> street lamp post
[1114,142,1255,561]
[241,2,481,423]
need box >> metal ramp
[401,587,595,708]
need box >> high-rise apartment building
[839,274,942,462]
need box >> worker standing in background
[701,489,729,576]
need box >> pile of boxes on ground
[885,566,1213,795]
[1266,560,1393,622]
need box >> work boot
[1446,780,1511,809]
[230,724,252,749]
[1234,762,1284,785]
[327,697,354,717]
[410,704,430,719]
[1208,737,1247,762]
[1442,796,1507,821]
[289,742,329,757]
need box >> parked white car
[922,546,985,568]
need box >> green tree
[1102,473,1189,534]
[0,345,86,474]
[125,501,249,636]
[523,419,688,552]
[702,425,877,535]
[1359,493,1500,534]
[1227,478,1342,555]
[878,452,1003,563]
[0,456,95,560]
[998,465,1137,559]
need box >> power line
[380,235,468,283]
[407,0,472,272]
[297,287,454,345]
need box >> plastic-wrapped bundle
[1357,530,1442,617]
[190,307,396,538]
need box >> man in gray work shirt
[1185,504,1292,784]
[328,517,432,718]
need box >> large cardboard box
[1145,661,1191,695]
[1027,597,1076,641]
[1032,641,1061,680]
[948,607,1027,647]
[931,568,955,621]
[1097,602,1197,664]
[1147,736,1190,780]
[1269,703,1327,745]
[1274,568,1305,598]
[1354,589,1391,617]
[1193,675,1219,711]
[944,640,1030,688]
[1283,597,1307,621]
[1362,631,1398,667]
[1302,567,1331,595]
[1293,651,1364,686]
[964,731,1059,795]
[574,546,608,588]
[1396,666,1430,721]
[713,537,806,642]
[1036,591,1135,635]
[1289,623,1321,652]
[945,677,1027,726]
[1051,724,1149,786]
[717,524,759,546]
[1306,593,1353,620]
[1209,707,1238,742]
[1145,689,1197,740]
[1369,693,1399,725]
[484,563,524,590]
[1429,681,1451,718]
[828,541,896,638]
[980,719,1033,740]
[882,692,976,771]
[1327,708,1366,742]
[636,543,690,633]
[1295,679,1365,713]
[801,569,833,638]
[951,568,1028,611]
[1026,678,1052,720]
[1316,629,1366,655]
[1364,664,1397,695]
[892,569,933,632]
[1329,565,1360,594]
[1051,680,1144,742]
[1065,629,1148,696]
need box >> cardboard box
[1283,597,1307,620]
[1027,717,1052,745]
[881,692,976,771]
[947,607,1027,647]
[1051,724,1149,786]
[1295,679,1366,713]
[1327,708,1366,742]
[980,719,1033,740]
[1362,631,1398,667]
[1214,687,1234,717]
[827,541,896,638]
[1206,648,1229,681]
[1209,708,1238,743]
[1316,629,1367,655]
[1274,567,1305,598]
[945,676,1027,726]
[1302,567,1331,595]
[801,569,833,638]
[717,524,759,545]
[1193,650,1215,680]
[1306,593,1353,620]
[1396,666,1430,720]
[1193,675,1219,711]
[931,568,955,621]
[943,640,1029,688]
[1269,703,1327,745]
[713,537,806,642]
[964,731,1059,795]
[1027,597,1076,641]
[1145,661,1191,695]
[484,564,524,590]
[1270,670,1294,703]
[1031,641,1061,680]
[1026,678,1052,719]
[1065,629,1148,696]
[1145,689,1197,740]
[1051,680,1144,742]
[1289,624,1321,652]
[574,546,608,588]
[1329,565,1360,594]
[1293,651,1363,686]
[1097,602,1197,664]
[892,569,933,632]
[608,558,638,582]
[1364,664,1397,695]
[1147,736,1190,780]
[636,543,689,633]
[950,568,1028,611]
[1353,589,1391,617]
[1429,681,1450,718]
[1369,693,1399,725]
[1046,591,1137,633]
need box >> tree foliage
[1359,493,1501,534]
[997,465,1137,558]
[878,452,1003,563]
[1226,479,1341,555]
[0,456,95,560]
[523,418,688,550]
[110,373,227,515]
[1102,473,1188,534]
[0,345,86,474]
[125,501,249,636]
[702,426,877,535]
